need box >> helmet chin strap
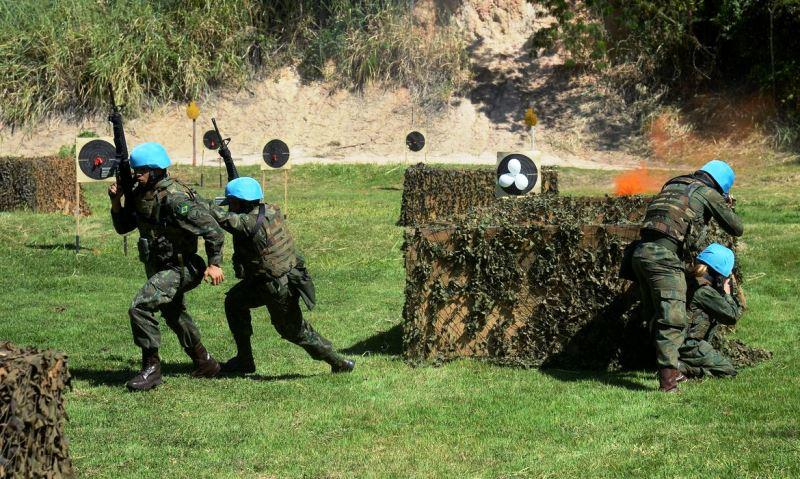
[147,168,167,185]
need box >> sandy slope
[0,0,641,170]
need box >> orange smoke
[614,167,661,196]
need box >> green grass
[0,164,798,478]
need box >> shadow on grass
[341,323,403,356]
[247,373,311,382]
[71,362,195,387]
[539,368,653,392]
[26,242,79,251]
[72,362,315,386]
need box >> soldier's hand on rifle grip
[204,264,225,286]
[108,182,124,199]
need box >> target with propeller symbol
[496,153,540,196]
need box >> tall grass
[0,0,470,125]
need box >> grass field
[0,164,798,478]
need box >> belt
[639,230,680,254]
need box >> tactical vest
[232,204,297,279]
[641,175,705,246]
[134,178,199,264]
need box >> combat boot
[127,348,162,391]
[221,334,256,374]
[220,355,256,375]
[658,367,680,393]
[184,343,221,378]
[328,355,356,374]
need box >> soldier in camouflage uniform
[679,244,743,378]
[207,177,355,374]
[109,142,225,391]
[631,160,743,392]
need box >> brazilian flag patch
[177,202,191,216]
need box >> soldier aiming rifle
[107,92,226,391]
[205,121,354,374]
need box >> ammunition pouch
[265,274,290,296]
[233,262,245,280]
[137,237,150,263]
[152,236,175,264]
[288,262,316,310]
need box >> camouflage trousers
[224,275,343,363]
[679,339,736,378]
[129,254,206,350]
[631,242,687,369]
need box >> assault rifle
[211,118,239,181]
[108,85,134,203]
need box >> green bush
[0,0,469,125]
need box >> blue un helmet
[697,243,735,277]
[130,142,172,169]
[700,159,735,195]
[221,177,263,205]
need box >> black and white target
[78,139,117,180]
[203,130,221,150]
[262,139,290,168]
[405,131,425,152]
[497,154,538,195]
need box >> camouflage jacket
[642,175,744,253]
[209,202,297,279]
[686,276,744,341]
[111,177,224,267]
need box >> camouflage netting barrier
[0,157,90,215]
[401,168,771,369]
[398,163,559,226]
[0,342,73,478]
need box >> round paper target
[78,139,117,180]
[406,131,425,152]
[497,154,538,195]
[203,130,221,150]
[262,139,290,168]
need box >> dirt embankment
[0,0,786,171]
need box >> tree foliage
[530,0,800,118]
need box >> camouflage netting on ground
[0,342,73,478]
[397,163,559,226]
[402,193,770,370]
[0,157,89,215]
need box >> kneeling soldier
[109,142,225,391]
[208,177,355,374]
[679,243,744,378]
[631,159,743,392]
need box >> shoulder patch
[176,201,191,216]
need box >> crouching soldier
[678,244,744,379]
[208,177,355,374]
[631,159,744,392]
[109,142,225,391]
